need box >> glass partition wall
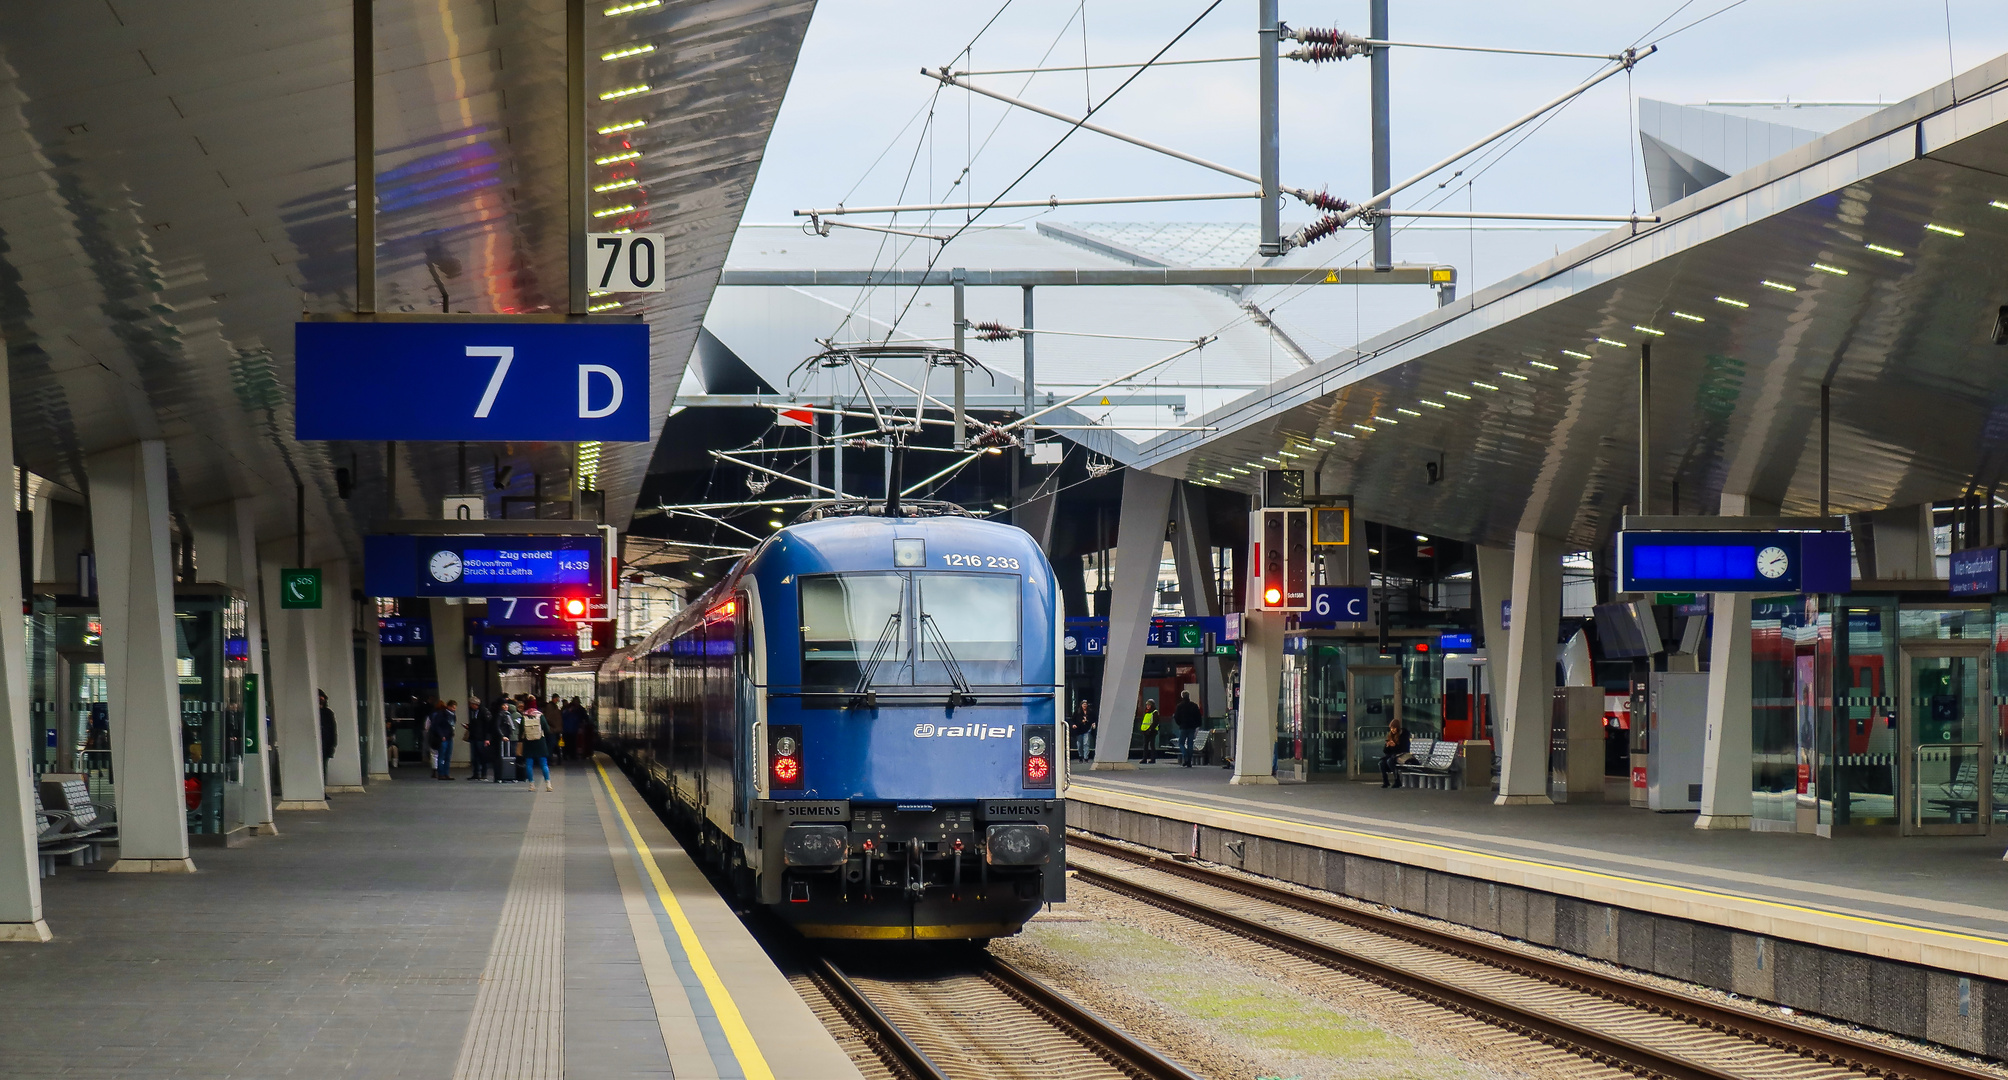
[1276,630,1443,782]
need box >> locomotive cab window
[917,573,1020,685]
[799,573,908,688]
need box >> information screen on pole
[475,636,578,661]
[1615,531,1849,594]
[365,535,604,598]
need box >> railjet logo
[913,723,1016,740]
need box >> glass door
[1900,649,1991,835]
[1347,667,1399,779]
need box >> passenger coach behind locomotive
[600,500,1065,940]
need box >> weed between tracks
[997,890,1505,1080]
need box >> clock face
[428,550,464,583]
[506,640,523,656]
[1756,545,1790,579]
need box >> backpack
[521,711,546,741]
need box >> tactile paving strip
[453,790,567,1080]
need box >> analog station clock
[1756,545,1790,579]
[428,550,464,583]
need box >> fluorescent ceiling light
[593,179,637,192]
[1352,423,1376,432]
[1374,416,1398,425]
[1670,311,1705,323]
[1595,337,1627,347]
[601,44,656,60]
[1500,371,1529,381]
[1421,400,1446,408]
[1715,296,1749,308]
[1632,325,1665,336]
[1312,437,1336,446]
[1991,200,2008,211]
[1529,360,1559,370]
[1925,223,1965,237]
[1444,390,1471,400]
[1334,431,1357,439]
[592,205,635,217]
[1864,243,1904,257]
[1760,280,1797,292]
[1471,381,1500,391]
[587,301,621,312]
[603,0,660,14]
[1810,262,1848,275]
[1415,534,1429,542]
[599,85,651,101]
[1561,349,1592,360]
[1397,407,1422,416]
[597,119,646,134]
[595,151,641,165]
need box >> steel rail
[1071,834,2003,1080]
[814,956,954,1080]
[981,954,1205,1080]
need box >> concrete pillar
[87,441,195,871]
[317,560,365,792]
[1697,592,1755,828]
[1866,503,1935,580]
[1497,531,1563,804]
[1474,545,1513,745]
[364,621,389,781]
[262,547,325,811]
[1170,482,1225,714]
[0,369,48,938]
[430,599,471,764]
[189,499,276,835]
[1091,471,1175,770]
[1231,608,1284,783]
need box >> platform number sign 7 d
[589,232,666,293]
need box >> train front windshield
[798,572,1021,689]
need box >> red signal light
[563,597,588,619]
[1025,756,1051,783]
[1263,587,1283,606]
[1415,642,1430,653]
[771,755,801,784]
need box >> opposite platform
[0,757,861,1080]
[1069,766,2008,1056]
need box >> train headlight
[774,736,799,757]
[768,723,804,790]
[1021,723,1056,789]
[1027,735,1048,757]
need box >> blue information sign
[476,636,578,661]
[487,597,573,627]
[1951,547,2002,596]
[1063,617,1108,656]
[1146,616,1227,648]
[1617,531,1849,594]
[295,319,651,442]
[1300,586,1370,626]
[365,535,604,598]
[1439,632,1475,652]
[377,617,432,646]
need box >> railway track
[1069,832,2005,1080]
[804,945,1201,1080]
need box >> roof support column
[189,498,276,834]
[319,560,365,792]
[1091,470,1176,770]
[1231,609,1283,783]
[364,615,390,781]
[430,600,471,766]
[0,347,48,935]
[1696,491,1771,829]
[1474,543,1513,750]
[1171,482,1226,723]
[1496,531,1562,804]
[263,545,326,810]
[88,440,195,870]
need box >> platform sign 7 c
[589,233,667,292]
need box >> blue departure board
[365,535,604,598]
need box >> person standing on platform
[1070,698,1095,760]
[1138,698,1160,765]
[495,699,521,783]
[318,690,337,780]
[1174,691,1203,767]
[426,700,456,780]
[464,696,495,781]
[560,698,583,761]
[1381,716,1411,789]
[519,696,552,791]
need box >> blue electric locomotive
[600,501,1065,939]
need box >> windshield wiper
[852,612,902,705]
[922,614,975,706]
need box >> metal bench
[34,789,97,874]
[1399,739,1463,789]
[41,778,115,861]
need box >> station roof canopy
[0,1,811,555]
[1141,55,2008,551]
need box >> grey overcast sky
[740,0,2008,237]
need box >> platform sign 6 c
[1304,586,1369,625]
[295,319,650,442]
[588,232,667,293]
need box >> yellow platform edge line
[596,760,777,1080]
[1074,783,2008,951]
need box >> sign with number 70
[589,232,667,293]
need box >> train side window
[916,573,1021,686]
[799,573,909,688]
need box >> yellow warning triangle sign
[1099,396,1111,405]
